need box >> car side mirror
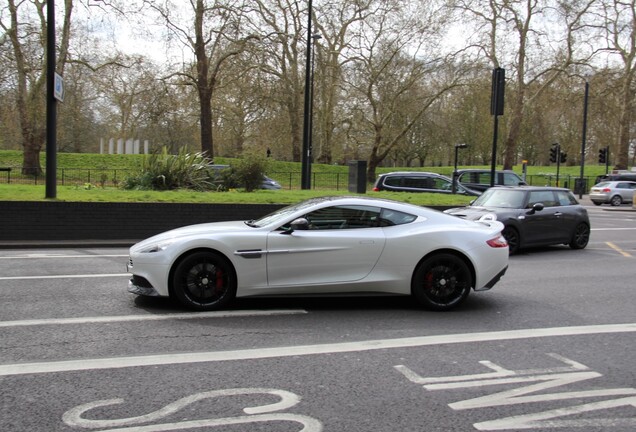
[289,218,310,232]
[527,203,544,214]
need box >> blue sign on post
[54,72,64,102]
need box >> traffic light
[598,148,607,164]
[560,152,567,163]
[549,146,558,163]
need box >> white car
[127,197,509,311]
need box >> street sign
[54,72,64,102]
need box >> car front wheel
[172,251,237,311]
[569,223,590,250]
[412,253,472,311]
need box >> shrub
[122,147,213,191]
[232,152,269,192]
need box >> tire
[592,201,602,206]
[501,226,520,255]
[569,223,590,250]
[172,251,237,311]
[412,253,472,311]
[610,195,622,206]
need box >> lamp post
[308,33,321,167]
[453,143,468,194]
[578,80,589,198]
[300,0,314,190]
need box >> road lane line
[0,254,127,260]
[606,242,632,257]
[0,273,130,281]
[0,310,308,328]
[1,323,634,377]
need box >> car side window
[556,190,577,206]
[503,173,522,186]
[376,208,417,226]
[527,191,558,207]
[304,205,381,230]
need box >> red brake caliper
[215,269,224,292]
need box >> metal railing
[0,167,599,193]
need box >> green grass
[0,149,610,205]
[0,184,476,206]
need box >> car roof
[456,168,519,174]
[379,171,444,177]
[485,185,572,192]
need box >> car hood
[131,220,252,251]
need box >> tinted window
[304,205,381,230]
[556,190,578,206]
[503,172,523,186]
[377,208,417,226]
[527,191,558,207]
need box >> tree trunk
[614,73,633,170]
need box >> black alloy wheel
[172,251,237,311]
[412,253,472,311]
[569,223,590,250]
[501,226,520,255]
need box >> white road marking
[1,322,634,377]
[0,310,308,328]
[0,273,130,281]
[0,254,128,259]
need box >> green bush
[232,152,270,192]
[122,147,213,191]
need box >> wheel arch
[167,247,237,298]
[411,248,476,293]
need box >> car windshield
[248,199,325,227]
[471,189,525,208]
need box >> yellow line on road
[606,242,633,258]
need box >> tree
[453,0,597,169]
[344,1,461,181]
[1,0,74,175]
[595,0,635,170]
[146,0,258,159]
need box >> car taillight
[372,187,380,191]
[487,234,508,248]
[602,188,611,192]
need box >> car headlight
[138,239,177,253]
[478,213,498,222]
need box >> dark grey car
[456,169,526,194]
[444,186,590,254]
[372,171,479,196]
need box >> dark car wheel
[501,226,520,255]
[592,201,602,206]
[412,253,472,311]
[172,251,237,311]
[610,195,622,206]
[569,223,590,250]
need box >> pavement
[0,195,633,250]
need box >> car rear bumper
[476,265,508,291]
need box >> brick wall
[0,201,285,242]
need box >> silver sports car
[127,196,509,311]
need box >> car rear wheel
[610,195,622,206]
[501,226,520,255]
[569,223,590,250]
[412,253,472,311]
[172,251,237,311]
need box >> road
[1,204,635,431]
